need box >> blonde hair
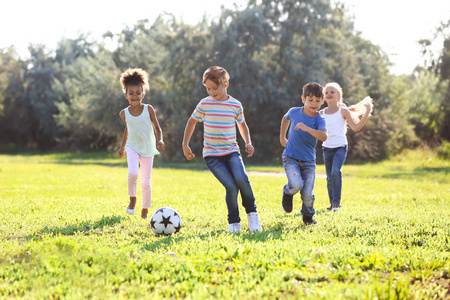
[324,82,372,122]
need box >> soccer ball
[150,207,182,235]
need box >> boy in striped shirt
[182,66,261,234]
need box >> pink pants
[126,149,154,209]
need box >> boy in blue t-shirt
[279,82,327,225]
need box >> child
[182,66,261,234]
[280,82,327,225]
[321,82,373,211]
[118,68,165,219]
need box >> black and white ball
[150,207,182,235]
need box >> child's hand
[280,137,288,147]
[157,141,165,150]
[294,122,308,132]
[118,147,125,157]
[183,145,195,160]
[364,101,373,115]
[245,144,255,157]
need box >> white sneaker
[126,208,135,215]
[228,223,241,234]
[247,212,261,233]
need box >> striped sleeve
[236,103,244,124]
[192,101,205,121]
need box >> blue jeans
[282,155,316,217]
[204,152,257,224]
[322,146,348,206]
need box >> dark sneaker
[282,192,293,213]
[303,215,317,225]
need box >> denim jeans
[282,155,316,217]
[322,146,348,206]
[204,152,257,224]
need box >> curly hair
[202,66,230,86]
[120,68,149,93]
[302,82,323,98]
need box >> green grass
[0,150,449,299]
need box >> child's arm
[237,120,255,157]
[280,115,290,147]
[148,105,165,150]
[182,117,199,160]
[343,101,373,132]
[118,110,127,157]
[294,123,327,142]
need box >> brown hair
[120,68,149,93]
[302,82,323,98]
[202,66,230,86]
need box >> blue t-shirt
[282,107,327,161]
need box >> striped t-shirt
[192,96,244,157]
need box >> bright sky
[1,0,449,75]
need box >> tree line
[0,0,449,163]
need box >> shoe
[303,215,317,225]
[141,208,148,219]
[228,223,241,234]
[126,198,136,215]
[282,192,293,213]
[332,203,341,211]
[327,205,342,211]
[247,212,262,233]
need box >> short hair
[120,68,149,93]
[302,82,323,98]
[202,66,230,86]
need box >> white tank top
[125,104,159,157]
[322,107,348,148]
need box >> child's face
[324,86,340,104]
[302,95,324,115]
[124,85,145,106]
[204,79,228,101]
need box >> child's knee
[331,170,341,178]
[290,180,303,193]
[302,194,315,207]
[128,172,139,181]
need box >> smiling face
[203,79,228,101]
[324,85,341,106]
[302,95,324,116]
[124,84,145,106]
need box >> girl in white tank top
[117,68,165,219]
[321,82,373,211]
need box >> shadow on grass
[138,230,286,252]
[137,213,328,252]
[415,166,449,173]
[376,166,449,181]
[29,215,126,239]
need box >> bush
[438,141,450,159]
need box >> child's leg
[226,152,257,214]
[126,149,140,213]
[299,163,316,217]
[330,146,347,207]
[205,155,240,224]
[139,155,154,210]
[322,147,335,206]
[282,155,303,195]
[126,149,140,198]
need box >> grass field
[0,150,449,299]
